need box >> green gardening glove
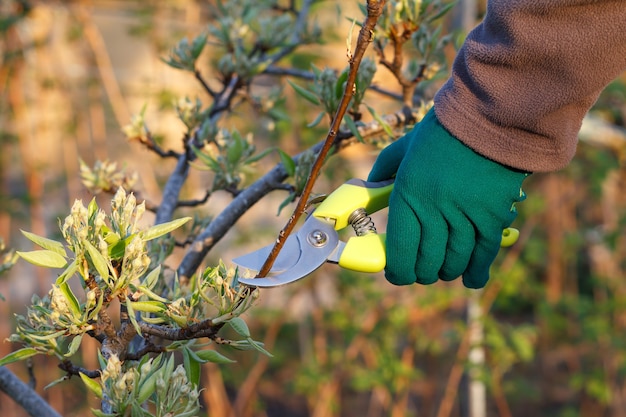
[368,109,529,288]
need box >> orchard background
[1,1,626,416]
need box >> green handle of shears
[313,179,519,273]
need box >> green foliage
[371,0,453,86]
[161,32,208,72]
[91,353,201,417]
[191,129,273,191]
[289,58,378,126]
[2,188,263,415]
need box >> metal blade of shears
[234,217,340,288]
[232,235,301,275]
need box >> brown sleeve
[433,0,626,173]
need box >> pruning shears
[233,179,519,288]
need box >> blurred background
[2,0,626,416]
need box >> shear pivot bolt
[308,230,328,247]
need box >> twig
[176,189,212,207]
[0,366,63,417]
[255,0,387,279]
[373,14,424,105]
[123,341,167,361]
[139,132,181,159]
[58,361,101,379]
[139,321,222,341]
[195,69,216,97]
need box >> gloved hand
[368,109,529,288]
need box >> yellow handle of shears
[312,179,518,273]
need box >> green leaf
[17,250,67,268]
[226,131,245,164]
[191,32,208,59]
[427,2,456,23]
[229,317,250,338]
[287,80,320,105]
[195,349,236,364]
[28,329,66,341]
[64,334,83,357]
[108,235,130,260]
[129,300,167,313]
[86,291,105,321]
[125,299,143,336]
[142,265,161,290]
[58,282,82,318]
[182,347,201,387]
[163,354,176,380]
[244,147,274,165]
[335,69,349,100]
[20,230,66,257]
[84,240,109,281]
[307,111,325,128]
[137,286,169,303]
[87,197,98,223]
[102,228,120,245]
[0,347,39,366]
[248,337,273,357]
[277,149,296,177]
[365,104,395,138]
[56,259,78,285]
[44,376,69,390]
[142,217,192,241]
[136,371,158,404]
[343,114,364,143]
[80,372,103,399]
[277,193,295,215]
[191,146,220,171]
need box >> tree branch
[139,320,222,341]
[0,366,62,417]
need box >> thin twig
[195,69,216,97]
[123,342,167,361]
[176,189,212,207]
[58,361,101,379]
[138,132,181,159]
[255,0,387,279]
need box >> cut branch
[255,0,387,279]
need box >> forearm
[434,0,626,172]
